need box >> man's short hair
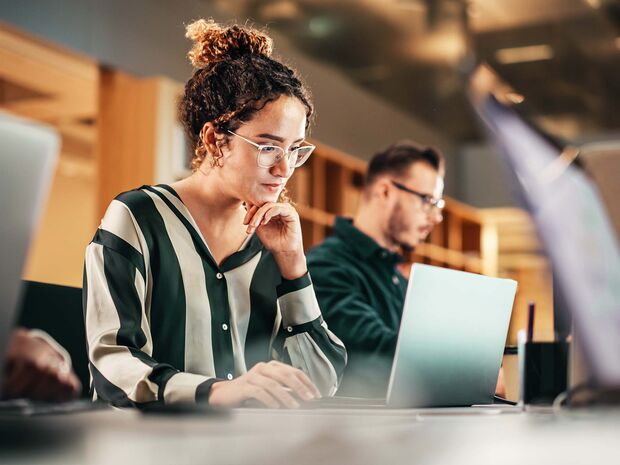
[365,140,444,187]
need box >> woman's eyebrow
[255,133,304,144]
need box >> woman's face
[217,95,308,206]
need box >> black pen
[527,301,535,342]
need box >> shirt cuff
[276,272,312,297]
[196,378,225,403]
[277,273,322,328]
[163,372,215,404]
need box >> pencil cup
[518,341,569,405]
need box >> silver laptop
[386,264,516,408]
[0,113,59,395]
[304,263,517,409]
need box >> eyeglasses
[227,130,315,169]
[391,180,445,212]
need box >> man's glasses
[391,180,445,212]
[228,130,315,169]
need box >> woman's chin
[246,192,279,207]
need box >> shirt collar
[334,216,403,264]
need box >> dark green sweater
[307,217,407,397]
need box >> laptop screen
[470,74,620,388]
[0,114,59,393]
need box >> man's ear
[373,177,393,202]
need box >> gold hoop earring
[210,143,224,168]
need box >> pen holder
[518,341,569,405]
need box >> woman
[84,19,346,408]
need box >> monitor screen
[470,74,620,388]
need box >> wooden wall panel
[96,70,159,217]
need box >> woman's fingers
[245,384,281,409]
[294,370,322,399]
[248,373,300,408]
[264,368,316,401]
[261,361,321,399]
[244,202,299,234]
[243,204,259,226]
[246,203,273,233]
[261,205,287,225]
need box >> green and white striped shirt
[83,185,346,407]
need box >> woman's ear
[200,123,219,156]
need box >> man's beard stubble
[387,201,415,254]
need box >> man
[307,141,444,397]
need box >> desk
[1,406,619,465]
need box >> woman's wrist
[273,250,307,280]
[208,379,229,406]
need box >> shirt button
[222,323,228,331]
[286,326,293,333]
[226,373,233,380]
[380,251,387,258]
[216,272,223,280]
[392,275,400,285]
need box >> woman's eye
[291,146,302,152]
[261,146,278,153]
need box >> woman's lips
[262,183,283,192]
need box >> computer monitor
[469,68,620,388]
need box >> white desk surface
[1,405,619,465]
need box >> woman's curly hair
[179,19,314,174]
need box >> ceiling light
[615,37,620,50]
[258,1,300,21]
[495,45,554,65]
[585,0,601,8]
[308,17,337,38]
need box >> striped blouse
[83,184,346,407]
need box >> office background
[1,0,619,349]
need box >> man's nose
[429,207,443,224]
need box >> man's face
[386,162,444,251]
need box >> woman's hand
[208,361,321,408]
[243,202,307,279]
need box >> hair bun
[185,19,273,68]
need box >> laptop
[469,66,620,391]
[304,264,517,409]
[0,113,59,390]
[0,114,106,415]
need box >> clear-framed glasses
[227,130,315,169]
[391,180,445,212]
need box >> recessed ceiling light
[495,45,554,65]
[585,0,601,8]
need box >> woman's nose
[271,153,293,177]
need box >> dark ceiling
[213,0,620,143]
